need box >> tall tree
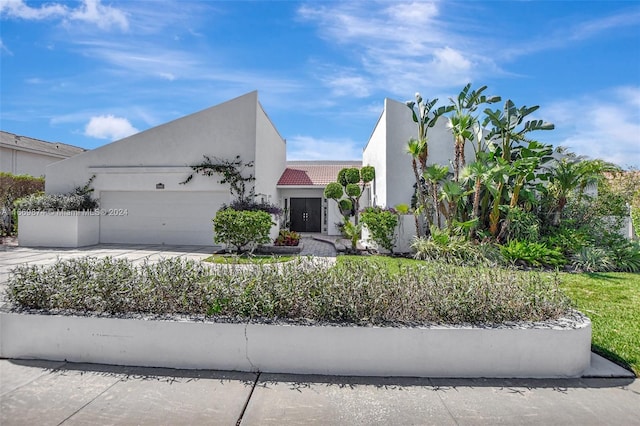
[448,84,501,181]
[405,93,453,235]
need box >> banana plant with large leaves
[482,100,554,237]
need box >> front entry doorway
[289,198,321,232]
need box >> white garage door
[99,191,228,245]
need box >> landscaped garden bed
[0,256,592,377]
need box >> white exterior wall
[362,107,387,207]
[254,103,286,205]
[40,91,285,246]
[45,91,261,195]
[0,146,66,177]
[365,98,476,209]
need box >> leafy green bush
[412,226,503,265]
[609,241,640,273]
[6,257,571,324]
[213,208,273,253]
[542,226,589,256]
[500,240,566,268]
[0,172,45,235]
[341,221,361,252]
[570,246,614,273]
[505,206,540,242]
[224,198,282,216]
[360,207,398,252]
[323,182,343,200]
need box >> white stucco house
[363,97,471,209]
[1,131,85,177]
[21,91,461,247]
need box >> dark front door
[290,198,321,232]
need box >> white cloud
[0,0,128,31]
[298,2,499,98]
[68,0,128,31]
[322,72,370,98]
[84,115,138,140]
[545,86,640,168]
[0,0,67,20]
[287,135,363,161]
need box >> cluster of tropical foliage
[404,83,638,272]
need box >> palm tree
[405,94,453,235]
[461,155,493,236]
[423,164,450,228]
[448,84,501,181]
[547,157,620,226]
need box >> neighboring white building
[0,131,85,177]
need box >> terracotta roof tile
[277,162,362,186]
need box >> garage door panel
[100,191,227,245]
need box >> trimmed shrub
[213,208,273,253]
[360,207,398,252]
[13,175,98,212]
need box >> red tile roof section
[277,162,362,186]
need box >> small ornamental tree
[323,166,375,224]
[213,209,273,254]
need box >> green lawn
[203,254,295,264]
[337,254,422,272]
[560,272,640,376]
[339,255,640,376]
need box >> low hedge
[6,257,571,325]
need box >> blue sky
[1,0,639,168]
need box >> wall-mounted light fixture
[156,183,165,189]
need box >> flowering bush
[274,229,301,246]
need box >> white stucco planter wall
[18,211,99,247]
[0,312,591,378]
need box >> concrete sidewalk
[1,241,638,424]
[1,359,638,425]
